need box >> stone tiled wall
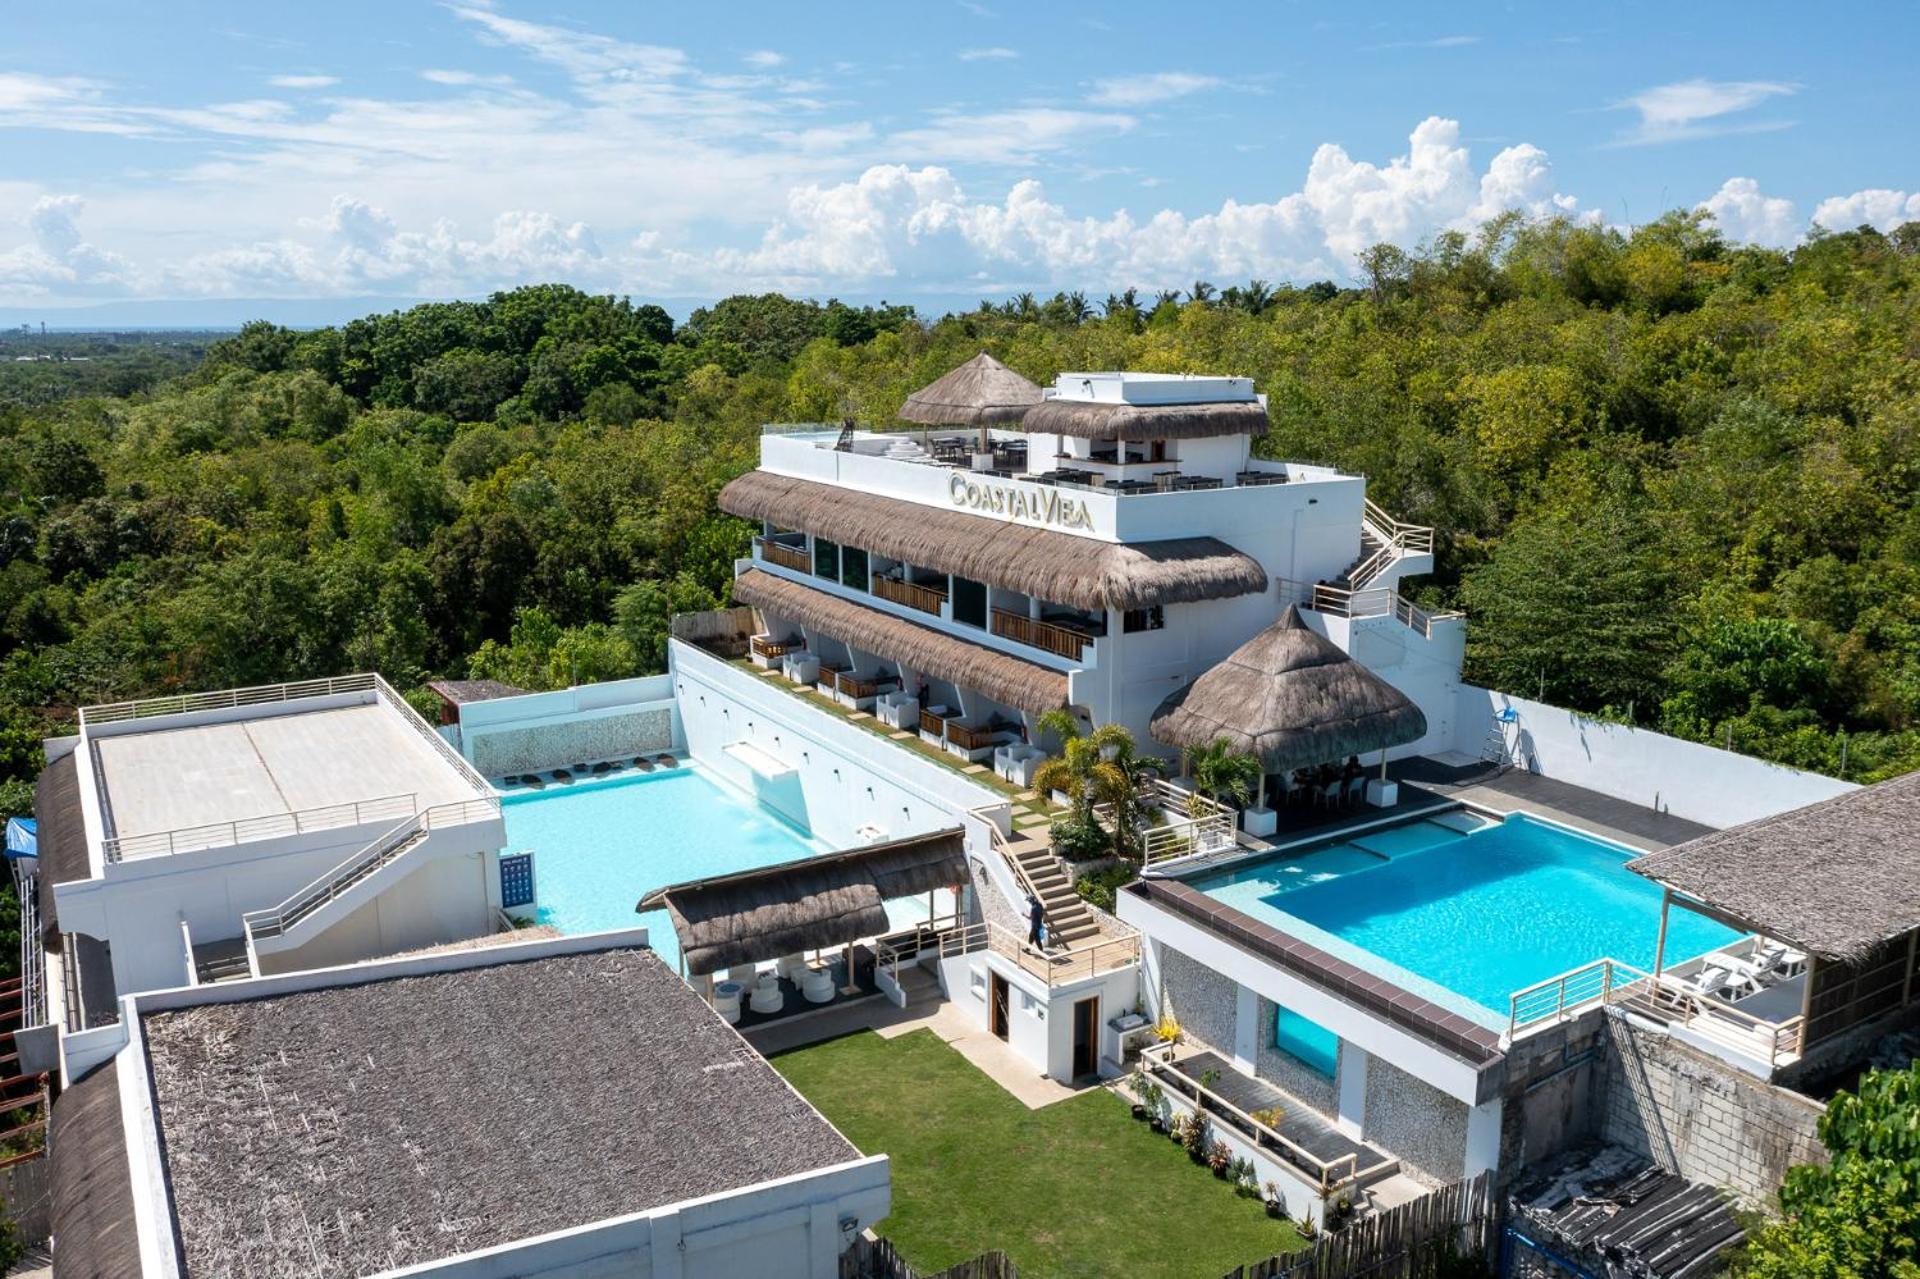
[1365,1055,1467,1186]
[1600,1016,1826,1207]
[1158,944,1237,1057]
[470,708,674,779]
[1255,998,1338,1115]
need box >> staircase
[1000,829,1102,948]
[246,820,432,950]
[1336,500,1435,592]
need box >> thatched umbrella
[1149,606,1427,808]
[897,352,1042,453]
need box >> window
[952,576,987,628]
[1124,605,1165,633]
[840,546,869,592]
[813,537,839,579]
[1274,1006,1338,1079]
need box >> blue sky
[3,0,1916,319]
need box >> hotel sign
[949,473,1095,531]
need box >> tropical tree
[1187,280,1217,304]
[1188,736,1264,812]
[1032,712,1166,861]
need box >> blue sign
[500,851,535,909]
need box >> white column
[1233,983,1259,1074]
[1336,1043,1369,1138]
[1464,1097,1504,1180]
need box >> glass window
[841,546,869,592]
[1124,605,1165,633]
[952,576,987,628]
[1274,1006,1338,1079]
[813,537,839,579]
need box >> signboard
[948,473,1095,531]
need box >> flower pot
[1149,1117,1166,1134]
[1265,1201,1285,1219]
[1131,1103,1147,1120]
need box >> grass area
[773,1030,1304,1279]
[725,656,1066,819]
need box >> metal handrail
[373,675,495,796]
[939,919,1138,986]
[11,859,45,1028]
[103,792,420,863]
[244,796,500,940]
[80,673,377,725]
[1506,957,1806,1067]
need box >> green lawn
[772,1030,1305,1279]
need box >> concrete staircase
[1002,831,1102,948]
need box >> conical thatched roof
[897,353,1042,426]
[1149,606,1427,771]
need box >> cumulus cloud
[1087,72,1222,107]
[742,50,785,68]
[0,195,133,294]
[268,74,339,89]
[1611,78,1797,146]
[1699,177,1802,248]
[1811,188,1920,233]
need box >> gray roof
[50,1060,141,1279]
[1629,770,1912,964]
[142,946,861,1278]
[1511,1148,1744,1279]
[34,752,86,943]
[639,829,968,976]
[425,678,528,705]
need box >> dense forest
[2,210,1919,841]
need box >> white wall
[1314,610,1467,763]
[1451,687,1855,829]
[457,676,679,777]
[256,848,503,975]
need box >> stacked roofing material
[1510,1148,1746,1279]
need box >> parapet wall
[1599,1015,1826,1207]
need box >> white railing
[373,675,497,795]
[10,859,45,1028]
[1343,500,1437,592]
[1141,813,1236,867]
[1290,580,1462,639]
[79,673,377,725]
[1505,957,1806,1070]
[938,919,1139,986]
[103,792,420,863]
[243,796,500,941]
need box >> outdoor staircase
[1002,830,1102,947]
[243,817,433,954]
[1335,500,1435,592]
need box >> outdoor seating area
[1265,760,1373,812]
[749,631,802,668]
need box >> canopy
[1149,606,1427,773]
[637,829,968,977]
[1022,397,1269,442]
[4,817,36,860]
[897,353,1042,427]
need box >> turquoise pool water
[502,766,826,971]
[1188,812,1741,1024]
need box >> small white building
[46,931,889,1278]
[34,674,508,1031]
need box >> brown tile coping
[1128,878,1506,1068]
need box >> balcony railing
[80,673,377,725]
[873,574,948,616]
[104,792,420,863]
[990,607,1094,661]
[754,536,811,574]
[938,919,1139,986]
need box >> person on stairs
[1026,892,1048,951]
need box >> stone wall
[469,707,674,779]
[1158,943,1237,1058]
[1600,1016,1826,1207]
[1254,998,1339,1115]
[1366,1054,1468,1185]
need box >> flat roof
[142,945,862,1278]
[93,703,479,838]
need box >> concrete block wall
[1600,1016,1826,1207]
[469,706,674,779]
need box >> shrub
[1050,814,1110,861]
[1074,863,1135,911]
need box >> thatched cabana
[638,829,968,977]
[1023,397,1270,442]
[897,353,1042,439]
[1630,771,1920,1055]
[721,471,1267,612]
[734,568,1068,712]
[1149,606,1428,781]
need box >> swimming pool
[502,766,828,971]
[1186,811,1741,1026]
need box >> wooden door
[989,972,1010,1040]
[1072,995,1100,1078]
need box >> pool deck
[1387,758,1714,852]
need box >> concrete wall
[1453,687,1854,829]
[459,676,678,779]
[1315,610,1467,765]
[1600,1016,1826,1207]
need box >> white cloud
[743,50,785,68]
[957,47,1019,62]
[1611,78,1797,146]
[1699,177,1802,248]
[0,195,133,295]
[419,69,515,87]
[268,74,339,89]
[1087,72,1221,108]
[1811,188,1920,233]
[1366,35,1481,51]
[890,108,1135,165]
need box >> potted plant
[1230,1157,1257,1196]
[1325,1194,1354,1234]
[1127,1069,1149,1120]
[1168,1112,1191,1146]
[1183,1116,1210,1162]
[1250,1104,1286,1132]
[1207,1140,1233,1178]
[1262,1182,1288,1220]
[1141,1079,1167,1132]
[1297,1212,1318,1241]
[1199,1067,1222,1091]
[1153,1013,1181,1045]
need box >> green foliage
[1188,737,1264,809]
[1052,815,1111,862]
[1075,863,1136,911]
[1733,1063,1920,1279]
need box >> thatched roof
[35,752,85,946]
[1023,397,1269,442]
[425,678,527,706]
[1629,771,1918,964]
[1149,606,1428,772]
[50,1060,141,1279]
[734,568,1068,712]
[721,471,1268,611]
[141,946,860,1278]
[897,353,1042,426]
[639,829,967,976]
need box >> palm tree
[1031,712,1166,861]
[1241,279,1274,314]
[1188,736,1264,813]
[1187,280,1216,304]
[1153,288,1182,311]
[1064,290,1093,323]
